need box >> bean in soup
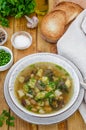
[14,62,73,114]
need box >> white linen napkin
[57,9,86,123]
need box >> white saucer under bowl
[4,53,84,125]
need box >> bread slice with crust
[40,2,83,43]
[40,10,66,43]
[53,1,83,24]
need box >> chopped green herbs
[0,0,36,27]
[27,106,32,111]
[48,82,56,89]
[45,91,54,98]
[0,110,15,127]
[0,49,11,66]
[58,84,69,93]
[55,65,63,70]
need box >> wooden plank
[58,121,68,130]
[0,17,14,130]
[37,0,58,54]
[9,16,38,130]
[68,111,86,130]
[35,0,48,12]
[33,0,66,130]
[48,0,54,12]
[37,1,58,130]
[13,16,37,62]
[0,71,9,130]
[37,0,86,130]
[10,114,38,130]
[37,15,57,53]
[38,124,58,130]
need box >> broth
[14,62,73,114]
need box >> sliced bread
[40,10,66,43]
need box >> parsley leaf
[0,0,36,27]
[0,110,15,127]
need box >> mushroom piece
[44,69,54,80]
[49,98,58,109]
[24,76,30,82]
[49,98,64,109]
[35,80,45,91]
[21,99,26,107]
[57,79,65,87]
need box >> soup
[14,62,73,114]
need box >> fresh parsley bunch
[0,110,15,127]
[0,0,36,27]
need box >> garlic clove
[25,15,33,24]
[32,16,39,23]
[25,15,39,29]
[32,16,39,28]
[27,22,33,29]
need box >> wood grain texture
[38,124,58,130]
[0,17,14,130]
[0,0,86,130]
[67,111,86,130]
[9,15,37,130]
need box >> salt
[14,35,31,49]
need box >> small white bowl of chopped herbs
[0,46,13,71]
[0,28,8,46]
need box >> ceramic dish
[11,31,32,50]
[0,46,13,71]
[0,28,8,46]
[8,53,80,118]
[4,54,84,124]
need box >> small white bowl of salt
[11,31,32,50]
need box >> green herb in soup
[14,62,73,114]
